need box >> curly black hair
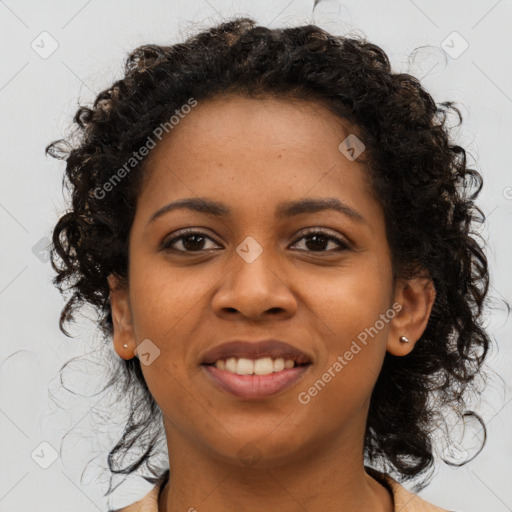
[46,16,496,495]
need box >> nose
[211,247,297,322]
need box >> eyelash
[161,227,352,254]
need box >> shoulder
[108,485,160,512]
[108,471,169,512]
[365,466,457,512]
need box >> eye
[290,228,351,253]
[161,229,221,253]
[161,227,351,254]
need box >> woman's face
[109,94,430,467]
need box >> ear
[386,276,436,356]
[108,274,135,360]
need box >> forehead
[151,93,358,156]
[140,93,372,199]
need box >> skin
[108,94,436,512]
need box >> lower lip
[202,364,311,399]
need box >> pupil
[306,234,327,251]
[184,234,205,251]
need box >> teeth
[214,357,297,375]
[284,359,294,369]
[236,358,254,375]
[273,358,284,372]
[225,357,237,373]
[254,357,273,375]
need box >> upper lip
[201,339,313,366]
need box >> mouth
[200,339,313,399]
[203,356,309,374]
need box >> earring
[123,344,128,349]
[399,336,410,343]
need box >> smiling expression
[108,93,432,468]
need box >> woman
[47,16,491,511]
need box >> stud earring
[123,344,128,349]
[399,336,410,343]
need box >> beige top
[110,467,454,512]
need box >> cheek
[306,258,392,335]
[128,264,201,414]
[303,259,391,382]
[296,294,387,431]
[126,260,206,403]
[128,254,207,338]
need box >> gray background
[0,0,511,510]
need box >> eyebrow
[146,197,367,226]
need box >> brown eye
[161,230,221,253]
[290,228,351,253]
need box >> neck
[158,425,393,512]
